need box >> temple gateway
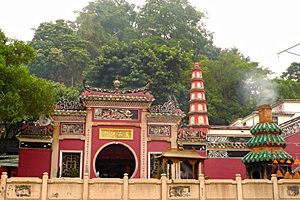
[16,62,300,179]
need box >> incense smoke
[240,71,278,107]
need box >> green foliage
[275,78,300,99]
[25,0,300,126]
[137,0,213,56]
[200,50,268,125]
[281,62,300,82]
[84,40,193,110]
[76,0,137,58]
[0,30,56,137]
[28,20,90,87]
[50,81,80,102]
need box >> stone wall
[0,172,300,200]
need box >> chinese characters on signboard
[99,128,133,140]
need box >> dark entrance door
[95,144,136,178]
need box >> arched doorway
[95,144,136,178]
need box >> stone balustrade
[0,172,300,200]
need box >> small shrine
[157,142,207,179]
[242,105,294,179]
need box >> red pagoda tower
[188,62,209,133]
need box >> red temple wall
[90,125,141,178]
[205,158,246,179]
[283,132,300,170]
[18,148,51,178]
[147,141,170,152]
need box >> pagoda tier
[188,62,209,132]
[242,105,294,179]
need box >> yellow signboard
[99,128,133,140]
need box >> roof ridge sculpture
[83,79,151,94]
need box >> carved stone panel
[169,186,191,197]
[207,150,228,158]
[282,122,300,138]
[178,129,206,139]
[61,123,84,134]
[148,126,170,136]
[94,108,139,120]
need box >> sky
[1,0,300,78]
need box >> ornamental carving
[207,150,228,158]
[21,124,53,135]
[169,186,191,197]
[56,99,84,110]
[149,101,176,113]
[83,79,150,94]
[149,126,170,136]
[282,122,300,138]
[207,136,250,143]
[178,129,206,139]
[61,123,84,134]
[95,108,138,120]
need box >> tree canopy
[28,20,90,87]
[0,30,56,137]
[22,0,300,125]
[84,40,193,110]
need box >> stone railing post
[83,173,89,200]
[236,174,243,200]
[0,172,8,200]
[199,174,206,200]
[161,174,167,200]
[123,173,129,200]
[41,172,48,200]
[271,174,279,200]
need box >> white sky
[1,0,300,77]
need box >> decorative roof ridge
[53,110,87,115]
[80,93,155,100]
[83,79,151,95]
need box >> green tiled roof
[250,123,281,133]
[247,134,286,147]
[242,149,294,163]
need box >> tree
[75,0,138,58]
[84,40,193,110]
[28,20,90,87]
[0,30,56,138]
[281,62,300,83]
[51,81,81,102]
[137,0,213,56]
[200,50,270,125]
[275,78,300,99]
